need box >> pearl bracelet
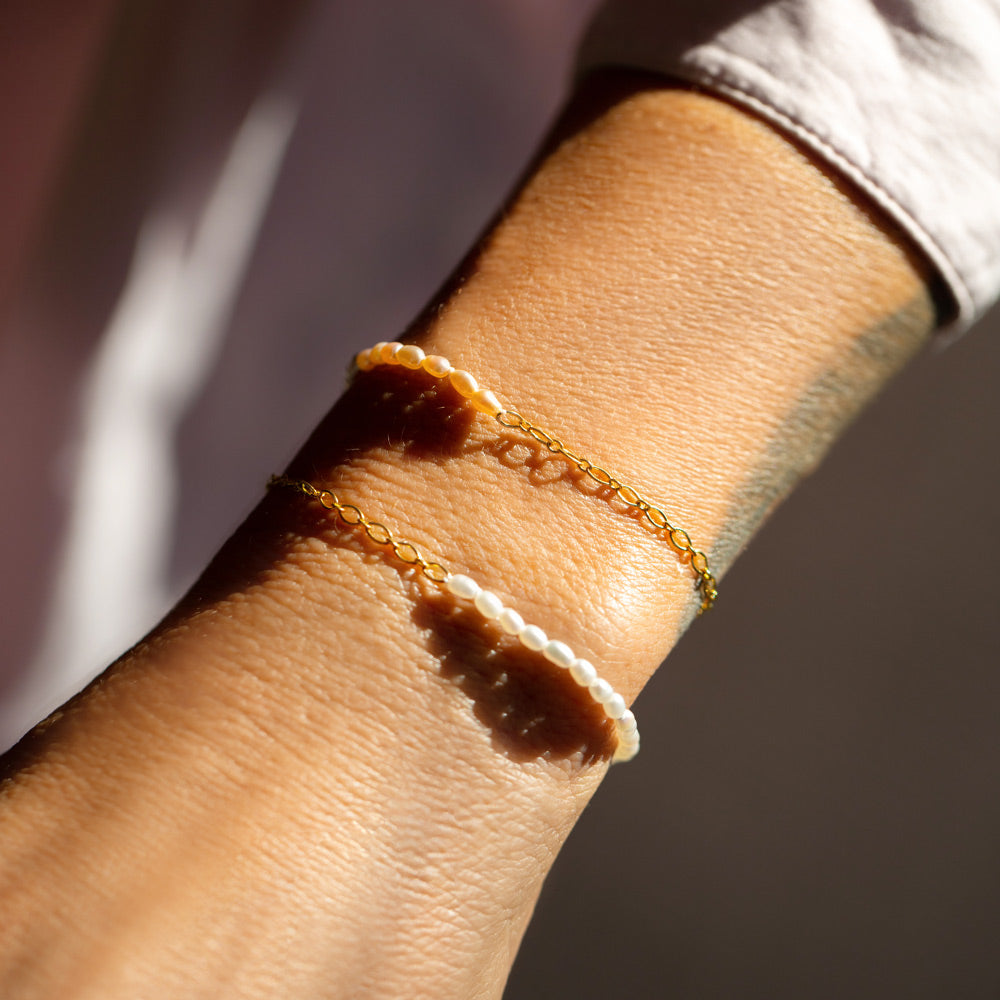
[268,475,640,762]
[269,338,717,764]
[354,340,718,612]
[443,570,639,762]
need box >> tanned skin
[0,72,933,999]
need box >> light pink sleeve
[578,0,1000,336]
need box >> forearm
[0,75,933,998]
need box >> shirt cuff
[577,0,1000,338]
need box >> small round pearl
[618,726,640,747]
[470,389,502,416]
[379,341,404,363]
[497,607,525,635]
[449,369,479,398]
[569,658,597,686]
[446,574,481,600]
[356,348,374,371]
[588,677,615,704]
[618,710,638,733]
[473,589,504,619]
[542,640,574,669]
[519,625,548,651]
[603,693,628,719]
[396,344,425,369]
[369,341,388,365]
[422,354,454,378]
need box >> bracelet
[267,475,640,762]
[354,340,718,612]
[269,339,714,764]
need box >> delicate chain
[267,471,641,760]
[494,410,718,612]
[268,475,449,583]
[352,340,719,613]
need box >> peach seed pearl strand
[356,341,503,415]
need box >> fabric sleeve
[577,0,1000,337]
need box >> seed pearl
[542,640,574,669]
[449,369,479,398]
[422,355,453,378]
[618,710,638,733]
[445,574,481,601]
[589,678,615,704]
[470,389,502,416]
[473,589,504,619]
[396,344,425,369]
[603,693,628,719]
[518,625,548,651]
[569,658,597,687]
[379,341,404,363]
[497,607,525,635]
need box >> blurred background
[1,2,997,996]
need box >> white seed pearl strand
[356,344,504,418]
[569,658,597,686]
[443,571,639,761]
[542,639,574,669]
[588,678,615,704]
[518,625,547,652]
[497,607,525,635]
[446,574,481,601]
[473,589,504,619]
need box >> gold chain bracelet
[267,474,641,761]
[354,340,718,612]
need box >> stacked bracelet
[271,340,715,764]
[268,475,640,761]
[354,340,718,612]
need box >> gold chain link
[494,411,718,612]
[268,475,449,583]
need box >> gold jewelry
[267,475,640,761]
[355,341,718,612]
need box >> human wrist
[251,73,936,763]
[1,528,586,999]
[0,71,938,1000]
